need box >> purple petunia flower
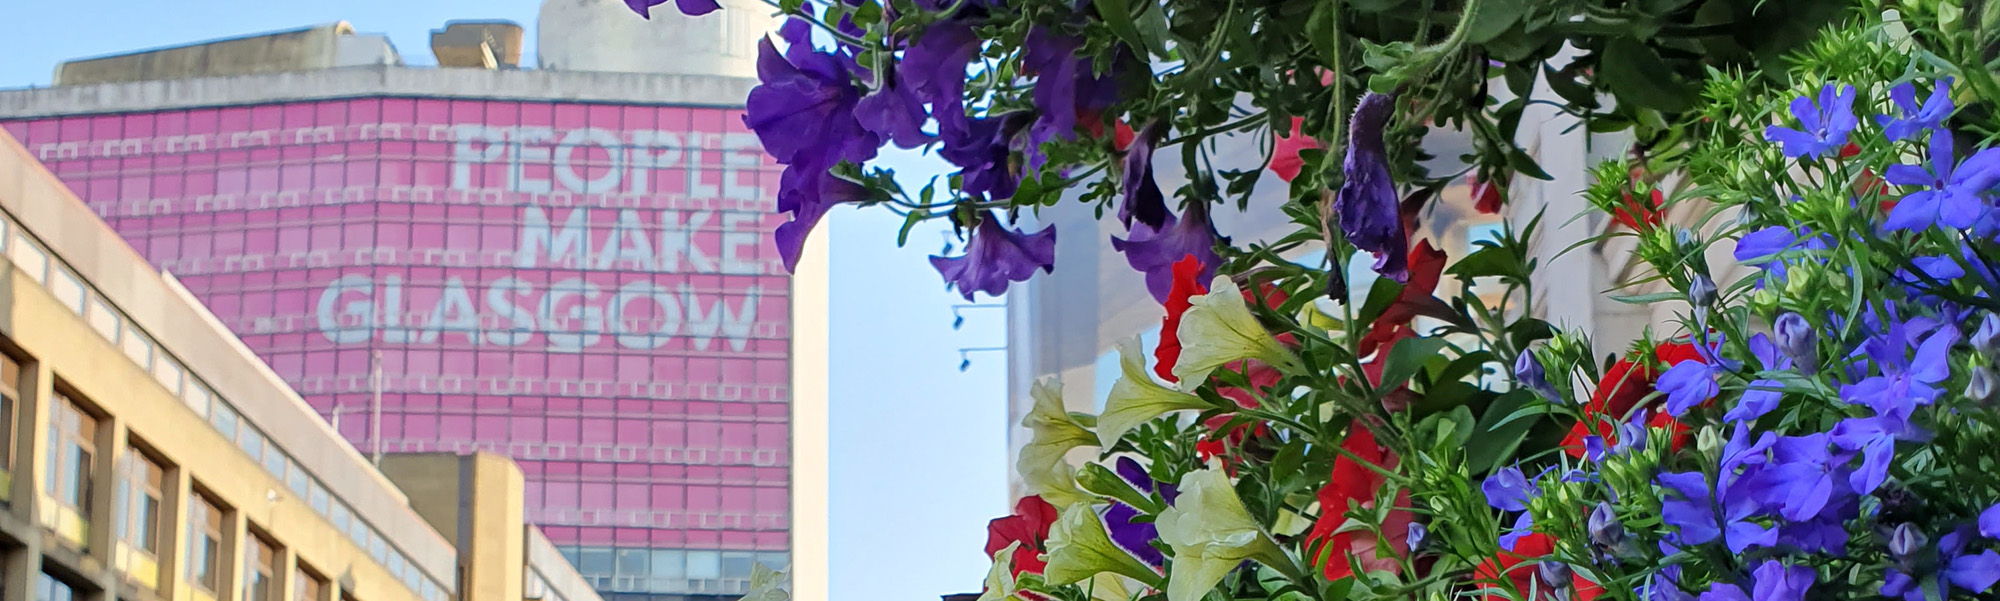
[854,68,937,149]
[1764,83,1857,160]
[1111,200,1227,304]
[1885,129,2000,231]
[1878,78,1955,142]
[625,0,722,18]
[930,212,1057,301]
[1337,92,1409,282]
[1103,457,1168,566]
[901,21,980,133]
[939,112,1030,201]
[748,21,884,271]
[1019,28,1122,172]
[1119,121,1169,228]
[774,166,873,270]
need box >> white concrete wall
[537,0,778,77]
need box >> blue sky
[0,2,1006,599]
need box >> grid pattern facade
[1,97,791,598]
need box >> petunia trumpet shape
[976,542,1026,601]
[1112,201,1226,304]
[1171,276,1303,389]
[1017,378,1096,507]
[932,212,1058,301]
[1099,337,1211,447]
[1336,92,1409,282]
[1042,502,1163,587]
[1157,468,1300,601]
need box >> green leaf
[1271,438,1307,481]
[1610,291,1685,304]
[1092,0,1150,58]
[1598,38,1698,113]
[1379,336,1451,392]
[1467,0,1526,44]
[1506,147,1553,180]
[1075,462,1162,514]
[1134,2,1173,58]
[1541,64,1600,110]
[896,209,929,247]
[1468,391,1540,475]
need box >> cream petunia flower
[1098,337,1211,447]
[1171,276,1301,390]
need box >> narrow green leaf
[1610,291,1685,305]
[896,209,929,247]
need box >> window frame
[246,531,279,601]
[117,445,167,556]
[188,491,226,594]
[294,564,327,601]
[45,392,98,518]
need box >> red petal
[1114,120,1137,152]
[1473,179,1505,215]
[1270,117,1321,183]
[1155,255,1209,382]
[1357,240,1448,357]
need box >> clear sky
[0,2,1008,599]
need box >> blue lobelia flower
[1660,333,1735,417]
[1750,561,1816,601]
[1885,129,2000,231]
[1646,565,1696,601]
[1764,83,1858,160]
[1726,334,1791,423]
[930,212,1057,301]
[1883,528,2000,601]
[1983,503,2000,539]
[1337,92,1409,282]
[1481,465,1542,512]
[1111,201,1227,304]
[1841,321,1957,422]
[1658,471,1775,554]
[1827,414,1926,495]
[1878,78,1955,142]
[1754,432,1857,523]
[1514,351,1562,403]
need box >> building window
[116,448,166,555]
[188,492,225,593]
[295,564,327,601]
[35,572,76,601]
[246,533,278,601]
[0,352,19,501]
[45,393,97,518]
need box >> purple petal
[1111,202,1226,303]
[1947,550,2000,593]
[1980,503,2000,539]
[930,214,1057,301]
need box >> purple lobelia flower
[1659,332,1734,417]
[1111,200,1226,304]
[1827,414,1927,495]
[1515,351,1562,403]
[1119,121,1169,228]
[1764,83,1857,160]
[1103,457,1168,566]
[1697,583,1746,601]
[1883,528,2000,601]
[1750,561,1815,601]
[1732,226,1831,287]
[1755,432,1857,523]
[1337,92,1409,282]
[1658,471,1775,554]
[1726,334,1791,423]
[1878,78,1955,142]
[1646,566,1695,601]
[1774,312,1818,374]
[1840,321,1957,423]
[854,66,936,149]
[1482,465,1541,512]
[1885,128,2000,231]
[1981,503,2000,538]
[625,0,722,17]
[931,212,1057,301]
[1974,313,2000,356]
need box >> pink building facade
[0,90,790,599]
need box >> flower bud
[1587,502,1629,551]
[1970,367,1999,403]
[1974,313,2000,357]
[1407,522,1429,551]
[1889,523,1927,571]
[1515,351,1561,402]
[1773,312,1817,374]
[1538,561,1575,592]
[1688,274,1718,309]
[1695,425,1724,461]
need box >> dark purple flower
[1588,502,1631,554]
[1119,121,1169,228]
[747,20,878,169]
[901,21,981,133]
[1017,28,1121,171]
[1878,78,1954,142]
[1515,351,1561,403]
[854,69,936,149]
[774,165,873,270]
[1764,83,1857,160]
[625,0,722,17]
[1974,313,2000,356]
[931,212,1056,301]
[1103,457,1168,566]
[1886,129,2000,231]
[1338,92,1408,282]
[939,112,1029,200]
[1111,200,1226,303]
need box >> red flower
[1472,176,1505,215]
[985,496,1059,576]
[1307,424,1411,581]
[1474,533,1602,601]
[1358,240,1448,358]
[1271,117,1322,183]
[1114,120,1138,152]
[1612,189,1664,231]
[1155,255,1209,382]
[1560,342,1698,458]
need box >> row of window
[42,383,335,601]
[555,547,785,596]
[0,214,453,601]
